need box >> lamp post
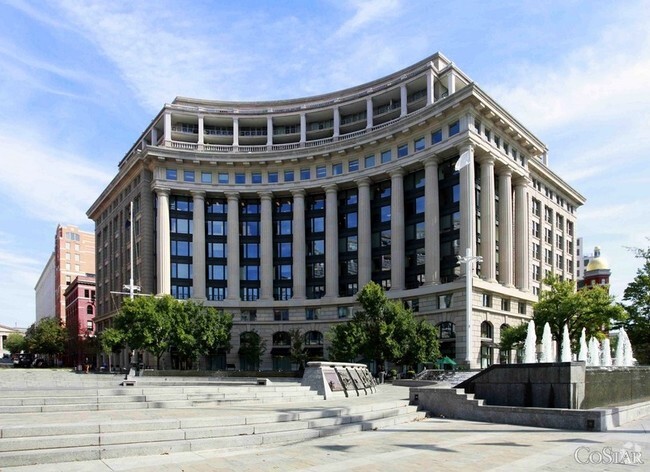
[457,248,482,366]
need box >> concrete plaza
[0,370,647,471]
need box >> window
[381,150,391,164]
[218,172,229,184]
[404,299,419,312]
[482,294,491,307]
[545,228,552,244]
[501,299,510,312]
[518,302,527,315]
[87,320,94,330]
[184,170,195,182]
[235,173,246,184]
[532,222,540,238]
[300,168,310,180]
[545,249,552,264]
[348,159,359,172]
[276,264,292,280]
[207,242,225,258]
[414,137,425,152]
[284,170,294,182]
[276,220,292,235]
[332,163,343,175]
[252,172,262,184]
[277,242,292,257]
[241,310,257,322]
[431,129,442,144]
[532,199,541,217]
[365,155,375,168]
[438,294,452,309]
[316,165,327,179]
[481,321,493,338]
[449,120,460,136]
[241,221,259,236]
[380,205,391,222]
[305,308,320,320]
[274,310,289,321]
[397,144,408,158]
[337,307,351,319]
[532,264,541,281]
[201,172,212,183]
[556,234,564,250]
[438,321,455,339]
[268,171,279,183]
[532,243,540,260]
[166,169,177,180]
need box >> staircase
[0,378,424,468]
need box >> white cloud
[332,0,403,39]
[0,132,112,226]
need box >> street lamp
[457,248,482,366]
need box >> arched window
[239,331,262,371]
[481,321,493,339]
[86,305,94,315]
[499,323,511,364]
[437,321,456,361]
[437,321,455,339]
[272,331,291,346]
[304,331,323,346]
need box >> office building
[88,53,585,369]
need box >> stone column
[514,178,530,291]
[459,143,476,276]
[163,111,171,145]
[197,115,204,145]
[191,191,206,300]
[292,189,306,299]
[366,97,373,129]
[333,107,340,138]
[426,68,435,105]
[325,184,339,298]
[479,155,496,282]
[232,117,239,148]
[447,70,456,95]
[300,113,306,145]
[266,116,273,147]
[226,192,240,300]
[260,191,273,300]
[498,169,514,286]
[151,127,158,146]
[400,84,408,117]
[155,187,171,295]
[424,156,440,284]
[357,178,372,290]
[390,169,405,290]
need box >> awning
[270,347,291,356]
[481,340,499,348]
[436,356,457,366]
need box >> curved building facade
[88,52,585,370]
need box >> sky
[1,0,649,329]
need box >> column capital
[476,153,495,166]
[291,188,306,197]
[259,191,273,201]
[324,183,338,194]
[190,190,206,199]
[423,155,440,168]
[457,141,475,154]
[152,186,171,196]
[389,167,405,178]
[224,191,240,200]
[513,176,532,187]
[497,165,513,177]
[355,177,372,188]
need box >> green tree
[191,303,233,368]
[499,323,528,352]
[115,295,177,369]
[238,330,266,371]
[534,275,627,356]
[5,332,26,355]
[621,245,650,364]
[289,329,308,372]
[98,327,124,371]
[24,317,67,361]
[328,281,439,374]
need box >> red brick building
[64,275,96,367]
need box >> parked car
[13,353,34,368]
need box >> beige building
[34,225,95,326]
[88,52,585,370]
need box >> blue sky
[1,0,649,329]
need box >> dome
[586,256,609,271]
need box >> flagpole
[129,200,134,300]
[458,248,482,366]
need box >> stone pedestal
[301,361,377,399]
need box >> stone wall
[583,366,650,409]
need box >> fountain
[578,328,588,362]
[601,338,612,366]
[540,322,553,362]
[561,324,572,362]
[621,328,635,366]
[614,328,631,366]
[588,337,601,367]
[524,319,537,363]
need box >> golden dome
[586,247,609,271]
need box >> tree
[238,330,266,371]
[499,323,528,352]
[327,281,440,374]
[98,327,124,372]
[115,295,177,369]
[533,275,627,357]
[5,333,26,355]
[621,245,650,364]
[24,317,67,361]
[289,329,308,372]
[190,303,233,368]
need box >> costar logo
[574,443,644,465]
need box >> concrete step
[0,401,420,468]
